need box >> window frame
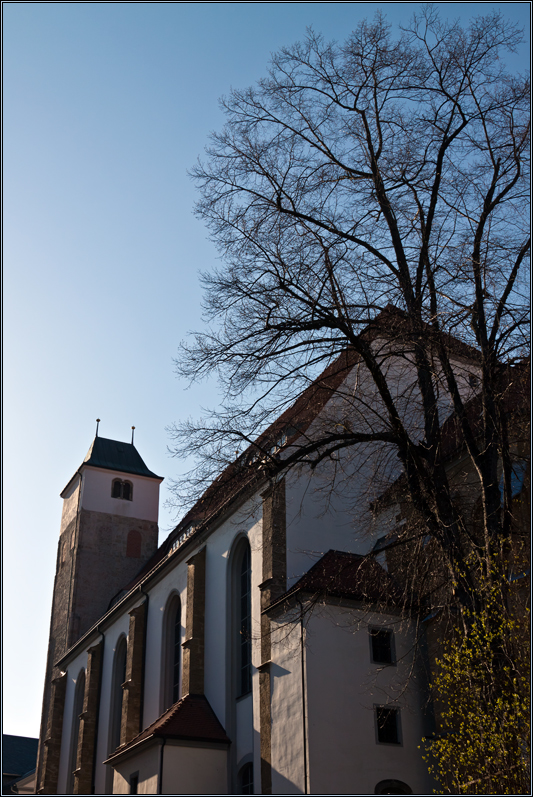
[111,479,133,501]
[369,626,396,666]
[374,705,402,746]
[238,761,254,794]
[161,593,182,712]
[236,541,252,698]
[66,669,86,794]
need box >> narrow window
[238,544,252,696]
[129,772,139,794]
[122,481,132,501]
[67,670,86,793]
[172,602,181,703]
[112,479,122,499]
[109,638,127,751]
[370,628,394,664]
[239,763,254,794]
[376,706,401,745]
[105,638,127,793]
[162,595,181,710]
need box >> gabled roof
[113,306,484,595]
[104,694,230,763]
[81,436,162,480]
[270,549,406,610]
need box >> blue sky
[3,1,530,739]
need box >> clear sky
[3,1,529,739]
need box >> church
[34,313,526,795]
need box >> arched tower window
[105,637,127,793]
[236,541,252,697]
[67,669,85,794]
[162,594,182,710]
[111,479,133,500]
[126,530,142,558]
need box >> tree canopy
[170,7,529,613]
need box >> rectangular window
[375,706,401,745]
[370,628,394,664]
[129,772,139,794]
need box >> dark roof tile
[2,735,38,779]
[82,436,162,479]
[105,694,229,761]
[274,549,405,608]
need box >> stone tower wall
[36,466,160,793]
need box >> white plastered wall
[162,742,228,795]
[303,605,434,795]
[283,347,481,589]
[112,743,160,794]
[270,617,306,794]
[80,466,160,522]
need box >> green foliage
[423,592,530,794]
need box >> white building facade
[36,327,482,794]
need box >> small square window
[370,628,394,664]
[375,706,401,745]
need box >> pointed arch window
[105,637,127,794]
[109,638,127,752]
[162,594,182,710]
[239,762,254,794]
[67,669,85,794]
[236,541,252,697]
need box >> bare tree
[170,8,530,616]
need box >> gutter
[297,598,309,795]
[158,738,166,795]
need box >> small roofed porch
[105,694,230,795]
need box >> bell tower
[36,430,163,793]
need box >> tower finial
[131,426,135,445]
[96,418,101,437]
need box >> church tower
[36,431,163,793]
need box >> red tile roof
[272,549,406,609]
[105,694,230,762]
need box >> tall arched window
[236,541,252,697]
[105,637,127,793]
[109,638,127,752]
[162,594,181,710]
[238,762,254,794]
[67,670,85,794]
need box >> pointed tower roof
[82,436,162,479]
